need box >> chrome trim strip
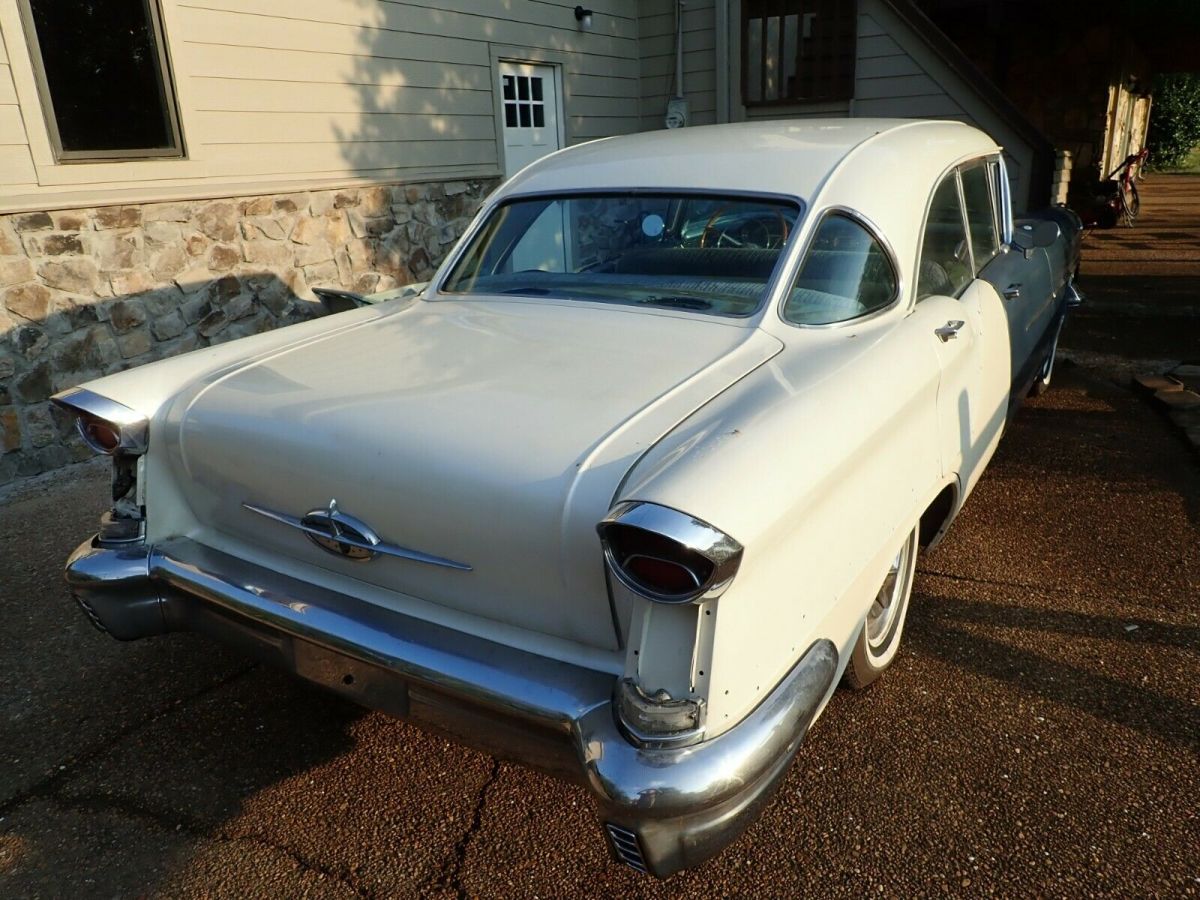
[242,502,472,571]
[605,823,649,873]
[51,387,149,455]
[597,501,743,604]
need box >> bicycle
[1102,147,1150,226]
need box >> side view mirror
[1010,220,1060,256]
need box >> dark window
[21,0,182,160]
[742,0,857,105]
[917,174,972,300]
[784,213,897,325]
[960,162,999,271]
[501,73,547,132]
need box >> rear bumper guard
[65,535,837,877]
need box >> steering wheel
[700,207,790,249]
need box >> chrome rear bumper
[65,536,837,877]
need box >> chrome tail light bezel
[51,387,150,546]
[597,501,743,604]
[52,388,149,457]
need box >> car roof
[499,119,999,205]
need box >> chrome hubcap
[1041,320,1063,382]
[866,533,914,651]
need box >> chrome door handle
[1002,283,1021,300]
[935,320,965,342]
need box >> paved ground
[1067,173,1200,362]
[2,185,1199,897]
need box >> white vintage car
[57,120,1081,877]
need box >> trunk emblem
[301,499,380,561]
[242,500,473,571]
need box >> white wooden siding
[0,49,35,188]
[722,0,1037,209]
[637,0,718,131]
[852,0,1034,209]
[0,0,641,211]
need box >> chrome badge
[242,500,472,571]
[300,499,380,561]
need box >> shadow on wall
[0,178,494,485]
[0,254,312,483]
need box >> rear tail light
[51,388,149,545]
[597,502,742,604]
[625,554,704,595]
[51,388,148,457]
[77,415,122,455]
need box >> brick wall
[0,178,496,483]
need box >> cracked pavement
[2,343,1198,893]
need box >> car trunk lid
[165,298,781,651]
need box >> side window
[783,214,898,326]
[961,162,999,271]
[917,174,972,300]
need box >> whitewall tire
[845,524,919,689]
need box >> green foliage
[1149,74,1200,169]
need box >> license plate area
[293,639,410,718]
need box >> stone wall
[0,178,496,484]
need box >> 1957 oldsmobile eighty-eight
[56,120,1081,877]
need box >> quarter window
[917,174,972,300]
[783,214,897,325]
[20,0,183,160]
[960,162,999,271]
[742,0,857,105]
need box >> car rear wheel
[845,524,919,690]
[1028,315,1065,397]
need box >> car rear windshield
[440,193,802,317]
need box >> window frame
[959,160,1001,274]
[914,166,976,302]
[776,205,903,330]
[18,0,185,162]
[740,0,858,107]
[992,155,1015,246]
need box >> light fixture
[574,6,593,31]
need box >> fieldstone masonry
[0,178,496,483]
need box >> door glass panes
[917,175,972,300]
[503,74,546,130]
[784,214,897,325]
[24,0,182,159]
[961,163,999,271]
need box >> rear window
[441,193,802,317]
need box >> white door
[499,62,562,178]
[499,62,566,272]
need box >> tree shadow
[906,591,1200,751]
[3,270,319,478]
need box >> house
[914,0,1161,200]
[0,0,1056,481]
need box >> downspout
[715,0,731,123]
[665,0,690,127]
